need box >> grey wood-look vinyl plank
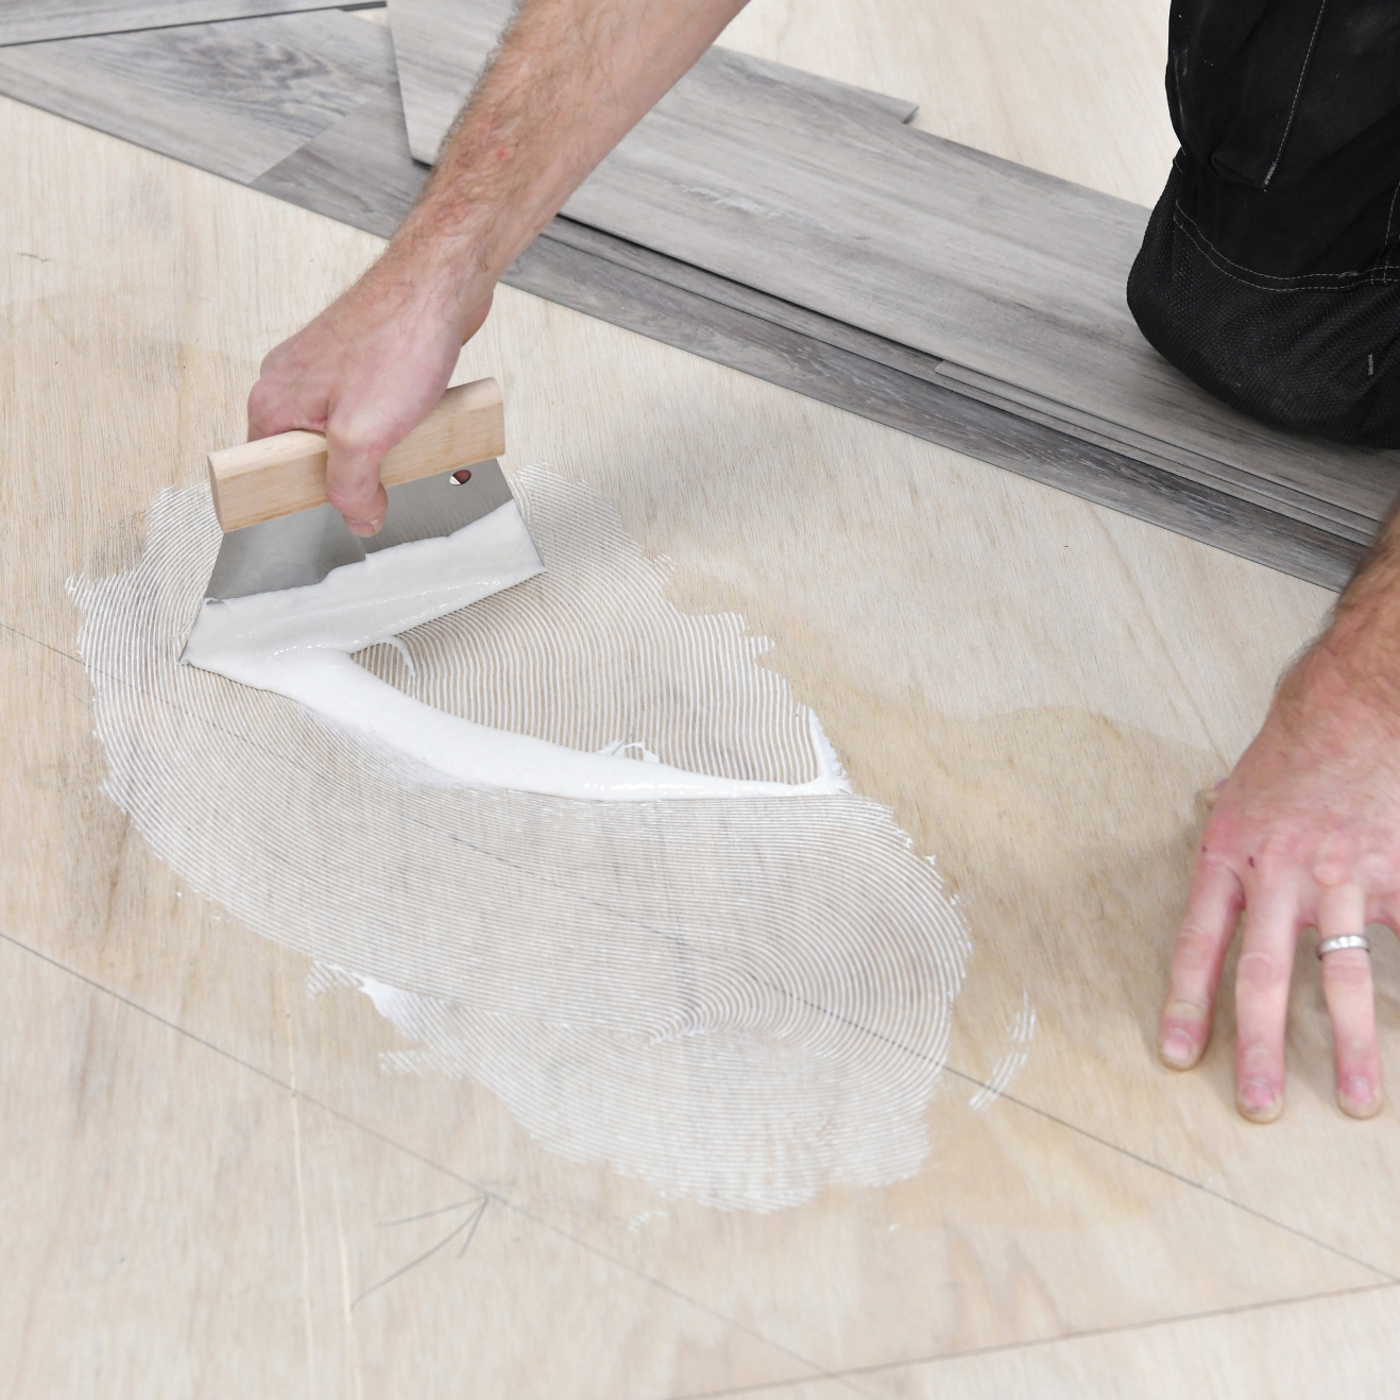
[933,363,1382,543]
[0,9,394,183]
[391,0,1400,532]
[739,53,918,128]
[384,0,509,160]
[386,0,918,166]
[539,214,956,383]
[250,80,425,235]
[562,52,1400,528]
[537,218,1381,544]
[506,231,1362,591]
[0,1,353,48]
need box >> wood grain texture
[508,227,1363,590]
[7,85,1400,1393]
[0,0,353,47]
[250,79,426,236]
[386,0,919,165]
[0,8,395,182]
[209,377,504,529]
[391,0,1400,532]
[701,1287,1400,1398]
[854,1286,1400,1397]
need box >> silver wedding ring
[1318,934,1371,959]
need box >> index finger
[325,417,392,538]
[1160,853,1244,1070]
[246,369,326,444]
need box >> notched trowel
[181,377,533,658]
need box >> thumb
[325,415,392,537]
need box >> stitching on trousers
[1385,180,1400,278]
[1171,203,1398,291]
[1264,0,1330,189]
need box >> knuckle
[328,413,397,463]
[1176,920,1220,955]
[1163,996,1209,1025]
[1237,1034,1280,1068]
[1172,923,1221,977]
[1235,949,1289,994]
[327,426,373,459]
[1310,830,1359,886]
[1195,819,1264,880]
[1245,841,1294,883]
[1195,828,1239,868]
[246,379,278,428]
[1200,808,1237,842]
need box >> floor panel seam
[942,1063,1397,1281]
[1,925,1388,1398]
[0,925,841,1390]
[830,1279,1400,1385]
[663,1280,1400,1398]
[0,3,382,51]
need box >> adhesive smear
[71,466,972,1211]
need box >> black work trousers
[1127,0,1400,446]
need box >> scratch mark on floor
[355,1197,490,1309]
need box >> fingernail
[1239,1078,1277,1116]
[1161,1029,1193,1067]
[347,520,380,537]
[1344,1077,1374,1109]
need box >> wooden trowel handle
[207,377,506,532]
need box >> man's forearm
[388,0,748,320]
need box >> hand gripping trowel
[180,376,545,683]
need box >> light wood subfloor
[4,2,1398,1394]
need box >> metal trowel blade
[200,457,518,602]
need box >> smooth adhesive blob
[183,495,845,801]
[352,473,837,788]
[71,468,972,1211]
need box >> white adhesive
[72,467,972,1212]
[967,990,1037,1111]
[183,500,846,801]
